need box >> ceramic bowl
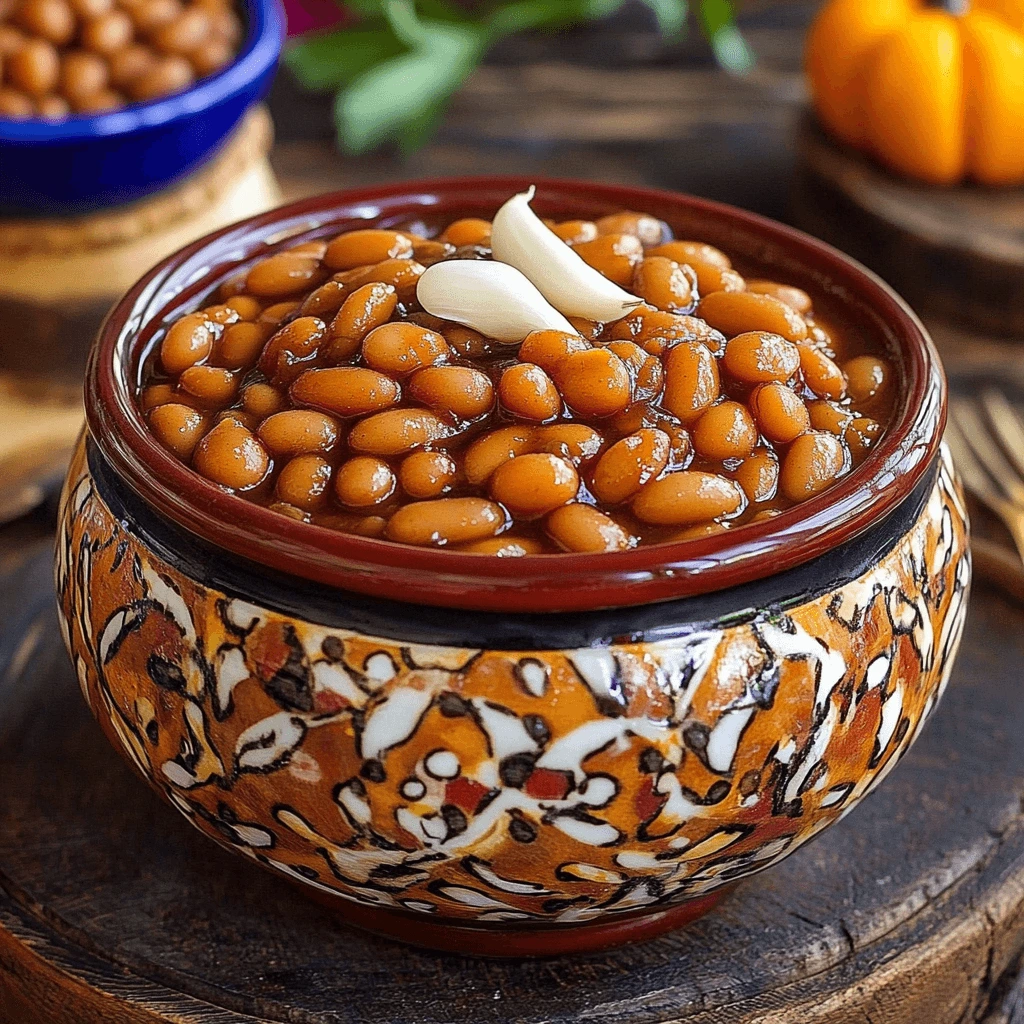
[56,178,971,956]
[0,0,283,215]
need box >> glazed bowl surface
[58,178,971,954]
[0,0,283,215]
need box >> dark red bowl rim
[86,176,946,614]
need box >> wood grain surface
[4,2,1024,1020]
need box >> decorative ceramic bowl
[56,178,970,956]
[0,0,283,215]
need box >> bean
[335,258,424,303]
[128,0,178,33]
[69,0,112,17]
[152,8,210,53]
[179,365,238,406]
[843,355,891,409]
[663,341,720,424]
[632,471,744,525]
[594,212,664,246]
[734,447,779,503]
[323,229,414,271]
[555,348,631,418]
[649,240,731,270]
[799,343,845,400]
[400,451,457,499]
[750,382,810,444]
[257,300,300,326]
[722,331,800,384]
[58,49,107,104]
[160,311,218,373]
[667,521,731,542]
[290,367,400,418]
[246,254,324,299]
[74,87,124,112]
[16,0,75,44]
[591,428,670,504]
[747,280,813,314]
[459,535,546,556]
[216,321,272,368]
[268,502,309,523]
[412,239,455,265]
[299,280,348,321]
[36,92,69,116]
[81,10,134,53]
[0,26,25,57]
[611,306,723,353]
[551,220,598,245]
[692,401,757,461]
[276,454,332,511]
[7,38,59,95]
[289,238,327,259]
[127,54,193,100]
[808,399,854,435]
[215,408,259,431]
[490,453,579,517]
[257,317,324,384]
[780,431,846,504]
[410,365,494,420]
[257,409,339,456]
[518,330,590,374]
[633,257,694,313]
[149,403,206,459]
[190,37,232,75]
[567,315,604,341]
[547,504,633,553]
[192,419,269,490]
[334,456,396,508]
[348,408,451,456]
[606,340,663,401]
[533,424,604,465]
[140,383,176,410]
[386,498,506,547]
[499,363,560,422]
[445,324,493,360]
[845,417,882,460]
[362,321,449,376]
[571,234,644,287]
[326,282,398,362]
[464,426,535,485]
[699,291,808,342]
[440,218,491,247]
[223,294,261,321]
[241,382,285,420]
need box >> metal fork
[947,389,1024,562]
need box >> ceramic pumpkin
[806,0,1024,185]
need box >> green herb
[285,0,751,154]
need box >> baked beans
[0,0,240,118]
[140,206,896,552]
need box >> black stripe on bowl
[87,439,936,651]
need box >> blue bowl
[0,0,284,216]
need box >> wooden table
[3,3,1024,1021]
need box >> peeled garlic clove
[416,259,577,344]
[490,186,643,323]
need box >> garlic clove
[416,259,577,344]
[490,186,643,323]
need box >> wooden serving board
[2,534,1024,1024]
[792,114,1024,339]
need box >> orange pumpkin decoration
[805,0,1024,185]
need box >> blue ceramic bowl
[0,0,284,216]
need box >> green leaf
[283,27,405,91]
[342,0,388,18]
[485,0,624,38]
[697,0,753,72]
[639,0,688,37]
[336,20,486,153]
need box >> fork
[946,389,1024,563]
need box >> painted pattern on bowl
[56,436,969,926]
